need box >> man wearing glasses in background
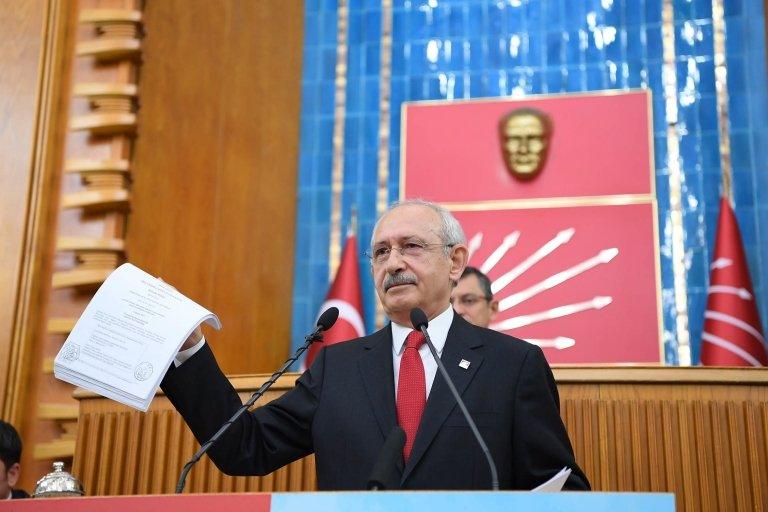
[451,267,499,329]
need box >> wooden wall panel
[4,0,302,491]
[126,0,304,374]
[73,367,768,511]
[16,0,142,490]
[0,0,78,491]
[0,0,47,416]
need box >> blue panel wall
[291,0,768,365]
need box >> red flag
[701,197,768,366]
[304,234,366,368]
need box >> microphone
[175,307,339,493]
[316,306,340,334]
[409,308,500,490]
[366,426,406,490]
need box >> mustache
[383,272,417,291]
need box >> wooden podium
[72,367,768,511]
[0,491,675,512]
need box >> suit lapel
[401,315,484,483]
[358,325,398,439]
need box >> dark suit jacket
[10,489,30,499]
[161,313,590,490]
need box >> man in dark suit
[162,199,589,490]
[0,420,30,499]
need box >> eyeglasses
[365,241,454,265]
[450,293,492,307]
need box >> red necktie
[396,330,426,462]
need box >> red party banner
[402,90,663,364]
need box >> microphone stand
[174,326,326,494]
[418,324,500,491]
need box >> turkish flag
[701,198,768,366]
[304,234,366,368]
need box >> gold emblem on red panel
[499,108,552,181]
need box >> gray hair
[371,198,466,254]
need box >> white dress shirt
[391,305,452,399]
[175,336,206,366]
[175,305,455,401]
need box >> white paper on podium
[531,467,572,492]
[54,263,221,411]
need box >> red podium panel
[0,493,270,512]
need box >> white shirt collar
[391,305,454,355]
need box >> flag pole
[349,204,358,237]
[712,0,733,207]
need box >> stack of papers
[54,263,221,411]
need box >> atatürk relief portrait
[499,107,553,181]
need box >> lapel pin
[459,359,470,369]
